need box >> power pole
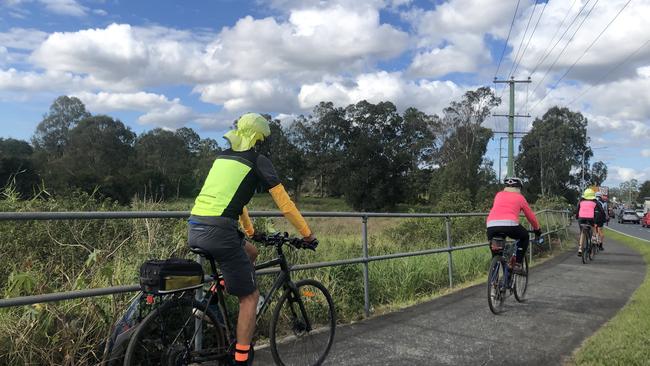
[539,138,544,197]
[493,77,531,177]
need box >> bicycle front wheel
[513,255,529,302]
[123,296,227,366]
[487,256,505,314]
[270,279,336,366]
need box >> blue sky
[0,0,648,188]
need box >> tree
[56,115,136,202]
[619,179,639,205]
[589,161,608,186]
[638,180,650,202]
[516,107,591,203]
[133,128,195,199]
[0,138,40,197]
[32,96,90,155]
[256,118,308,200]
[431,87,499,204]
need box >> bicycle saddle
[189,246,214,261]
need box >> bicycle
[122,232,336,366]
[578,223,594,264]
[487,232,543,315]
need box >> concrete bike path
[255,232,646,365]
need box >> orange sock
[235,343,250,362]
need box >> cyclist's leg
[243,240,258,263]
[188,218,258,364]
[510,225,529,264]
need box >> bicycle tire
[487,256,505,314]
[123,296,227,366]
[269,279,336,366]
[513,255,529,302]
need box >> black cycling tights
[487,225,529,263]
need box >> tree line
[0,90,620,210]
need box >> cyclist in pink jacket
[486,177,542,274]
[576,188,606,256]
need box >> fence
[0,209,570,317]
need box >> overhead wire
[531,0,633,112]
[566,39,650,107]
[510,0,548,77]
[530,0,599,98]
[530,0,584,75]
[494,0,522,79]
[507,0,539,78]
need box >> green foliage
[516,106,592,204]
[639,180,650,203]
[430,87,499,205]
[533,195,572,211]
[0,138,40,197]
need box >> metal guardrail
[0,209,570,317]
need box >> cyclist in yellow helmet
[576,188,605,256]
[187,113,316,365]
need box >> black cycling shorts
[578,218,595,227]
[187,219,256,297]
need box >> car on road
[619,210,641,224]
[642,213,650,228]
[635,209,645,219]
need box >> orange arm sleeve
[238,206,255,237]
[269,184,312,237]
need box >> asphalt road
[254,230,646,365]
[606,219,650,242]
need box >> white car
[635,209,645,218]
[619,210,641,224]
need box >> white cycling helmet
[595,191,603,198]
[503,177,523,188]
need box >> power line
[511,0,548,77]
[566,39,650,107]
[494,0,522,79]
[530,0,583,75]
[531,0,633,112]
[530,0,599,97]
[507,0,539,78]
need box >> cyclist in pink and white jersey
[576,188,606,256]
[486,177,542,274]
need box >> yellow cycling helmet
[582,188,596,200]
[224,113,271,152]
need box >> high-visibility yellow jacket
[190,149,311,237]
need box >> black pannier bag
[140,258,204,294]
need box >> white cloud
[610,165,648,183]
[92,8,107,16]
[298,71,465,115]
[403,0,522,78]
[0,28,49,50]
[75,91,195,128]
[39,0,87,16]
[642,149,650,158]
[195,79,298,113]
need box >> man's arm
[239,206,255,237]
[269,184,312,237]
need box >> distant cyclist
[576,188,606,256]
[486,177,542,274]
[594,191,608,250]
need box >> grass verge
[569,229,650,366]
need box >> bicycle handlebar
[252,232,319,251]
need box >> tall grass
[0,189,568,365]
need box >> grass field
[569,229,650,366]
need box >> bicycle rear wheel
[582,234,590,264]
[513,255,529,302]
[487,256,505,314]
[123,296,227,366]
[270,279,336,366]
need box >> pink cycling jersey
[578,200,596,219]
[486,191,540,230]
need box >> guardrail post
[544,211,552,252]
[362,216,371,318]
[445,217,453,288]
[195,255,204,351]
